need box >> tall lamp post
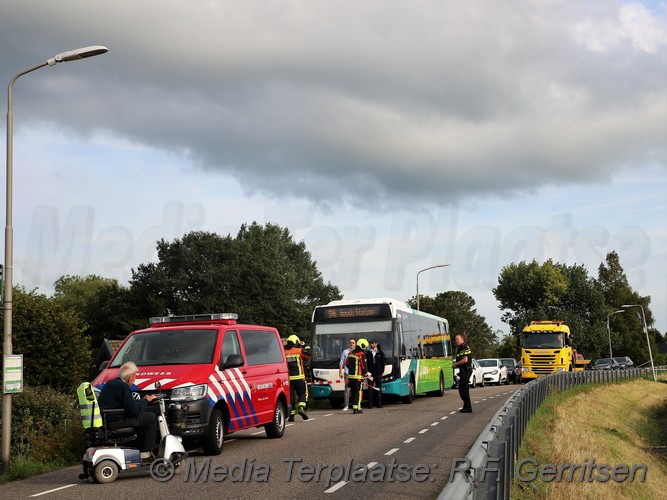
[416,264,450,311]
[621,304,656,381]
[606,310,624,358]
[3,45,108,472]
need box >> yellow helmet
[287,334,301,345]
[357,338,369,350]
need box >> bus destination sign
[315,304,392,322]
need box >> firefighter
[346,338,368,414]
[284,334,312,421]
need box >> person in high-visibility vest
[452,333,473,413]
[284,334,312,421]
[346,338,368,414]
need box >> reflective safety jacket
[346,347,366,380]
[456,342,472,375]
[284,342,312,381]
[77,382,102,429]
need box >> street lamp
[416,264,450,311]
[621,304,657,381]
[606,310,624,358]
[2,45,108,472]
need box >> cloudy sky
[1,0,665,336]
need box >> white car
[478,358,509,385]
[454,359,485,388]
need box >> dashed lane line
[30,484,77,497]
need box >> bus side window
[398,323,406,360]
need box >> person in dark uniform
[452,333,473,413]
[366,340,385,408]
[284,334,312,421]
[97,361,157,458]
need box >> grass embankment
[512,376,667,499]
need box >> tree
[496,333,519,359]
[0,287,90,392]
[493,259,609,360]
[407,291,498,358]
[493,259,569,334]
[597,251,658,365]
[53,275,138,347]
[130,224,342,340]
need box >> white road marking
[440,415,449,420]
[418,429,429,434]
[325,481,348,493]
[430,422,439,427]
[30,484,76,497]
[404,437,416,443]
[385,448,399,456]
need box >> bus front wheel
[402,375,416,404]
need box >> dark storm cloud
[1,0,665,206]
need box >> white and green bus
[310,298,453,407]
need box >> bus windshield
[111,329,218,367]
[312,320,393,366]
[522,333,564,349]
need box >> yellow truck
[519,320,589,380]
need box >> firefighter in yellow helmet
[346,338,368,414]
[284,334,312,421]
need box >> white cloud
[0,1,665,332]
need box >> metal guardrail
[439,367,665,500]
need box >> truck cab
[519,320,575,381]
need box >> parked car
[454,359,485,388]
[477,358,509,385]
[591,358,621,371]
[613,356,634,369]
[500,358,522,384]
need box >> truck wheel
[93,459,119,484]
[202,408,224,455]
[265,400,287,438]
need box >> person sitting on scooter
[98,361,157,459]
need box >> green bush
[4,385,84,464]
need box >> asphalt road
[2,383,519,499]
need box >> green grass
[0,457,77,485]
[512,377,667,499]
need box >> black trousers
[290,378,307,414]
[458,371,471,410]
[109,412,157,452]
[369,376,382,407]
[348,378,362,410]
